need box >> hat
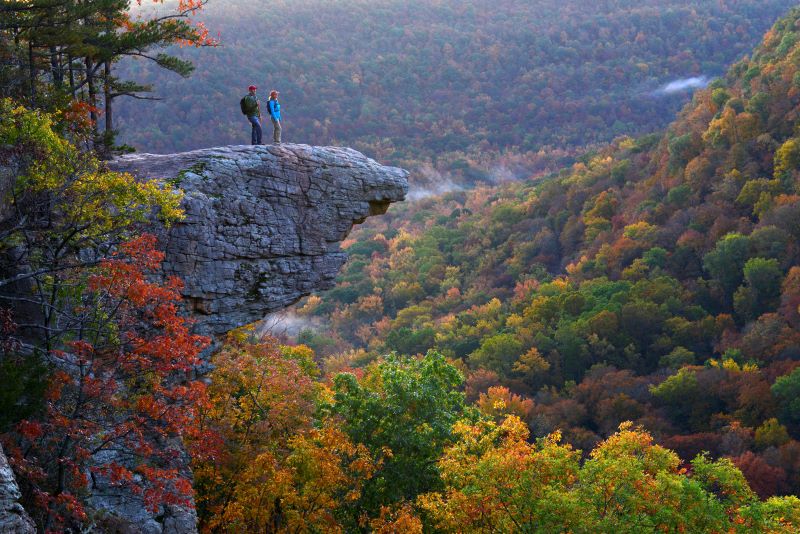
[248,85,257,91]
[270,90,279,97]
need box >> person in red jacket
[241,85,263,145]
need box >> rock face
[0,445,35,534]
[109,144,408,336]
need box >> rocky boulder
[0,445,35,534]
[109,144,408,337]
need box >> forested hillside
[117,0,794,181]
[291,7,800,500]
[7,1,800,532]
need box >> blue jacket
[268,99,281,121]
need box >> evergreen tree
[0,0,214,153]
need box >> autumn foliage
[192,347,800,532]
[114,0,794,182]
[192,333,388,532]
[0,100,214,530]
[287,7,800,502]
[4,235,209,530]
[7,2,800,531]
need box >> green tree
[650,368,701,424]
[468,333,524,377]
[775,138,800,179]
[754,418,790,449]
[0,100,182,354]
[703,233,751,302]
[668,133,697,169]
[0,0,212,150]
[659,346,696,369]
[772,367,800,427]
[385,326,436,355]
[711,87,731,109]
[329,351,469,523]
[735,258,783,321]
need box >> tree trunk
[68,54,75,94]
[104,61,113,135]
[85,56,99,141]
[50,46,63,89]
[28,40,36,107]
[13,28,24,99]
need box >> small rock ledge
[110,144,408,336]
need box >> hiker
[241,85,263,145]
[267,90,282,144]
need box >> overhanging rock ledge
[109,144,408,337]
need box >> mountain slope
[296,7,800,497]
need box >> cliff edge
[109,143,408,337]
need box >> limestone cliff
[0,445,35,534]
[109,144,408,336]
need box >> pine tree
[0,0,214,153]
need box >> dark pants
[248,115,263,145]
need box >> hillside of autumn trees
[5,2,800,532]
[281,7,800,504]
[6,104,797,534]
[115,0,795,181]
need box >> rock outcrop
[0,445,35,534]
[88,144,406,533]
[109,144,408,336]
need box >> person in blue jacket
[267,90,282,144]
